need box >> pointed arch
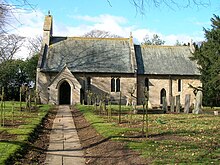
[160,88,166,104]
[56,78,75,89]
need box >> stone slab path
[44,105,85,165]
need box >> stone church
[36,14,201,107]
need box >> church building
[36,14,201,108]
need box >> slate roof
[39,37,134,73]
[135,45,200,75]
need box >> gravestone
[148,100,152,109]
[176,95,180,113]
[162,97,167,113]
[184,94,191,114]
[170,96,175,112]
[192,90,203,114]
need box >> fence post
[118,91,122,124]
[20,87,22,111]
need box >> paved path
[44,105,85,165]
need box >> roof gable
[48,65,81,89]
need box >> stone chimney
[43,13,53,46]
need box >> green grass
[0,102,52,164]
[76,105,133,138]
[76,104,220,164]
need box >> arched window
[111,77,120,92]
[145,78,149,91]
[116,78,120,92]
[160,88,166,104]
[111,78,115,92]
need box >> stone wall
[36,69,53,104]
[137,75,201,107]
[37,68,201,107]
[36,69,137,105]
[88,74,137,104]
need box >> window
[178,79,181,92]
[116,78,120,92]
[160,88,166,104]
[111,78,115,92]
[145,78,149,91]
[111,77,120,92]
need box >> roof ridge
[65,36,129,41]
[140,45,190,48]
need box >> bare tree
[107,0,211,14]
[0,0,35,34]
[0,2,9,34]
[0,34,25,62]
[26,36,42,56]
[82,30,122,38]
[175,40,183,46]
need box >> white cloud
[55,14,131,37]
[73,14,127,24]
[8,8,44,37]
[163,33,204,45]
[8,12,205,59]
[132,29,160,44]
[5,8,44,59]
[59,14,205,45]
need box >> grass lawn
[76,104,220,164]
[0,101,52,164]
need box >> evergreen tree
[0,59,27,100]
[192,14,220,106]
[0,55,39,100]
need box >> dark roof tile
[41,37,134,73]
[135,45,200,75]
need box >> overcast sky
[7,0,220,59]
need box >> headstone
[192,90,203,114]
[162,97,167,113]
[148,100,152,109]
[176,95,180,113]
[184,94,191,114]
[170,96,175,112]
[214,111,218,115]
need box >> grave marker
[176,95,180,113]
[184,94,191,114]
[162,97,167,113]
[170,96,175,112]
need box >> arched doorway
[59,81,71,105]
[160,88,166,104]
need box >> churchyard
[0,101,51,164]
[74,103,220,164]
[0,85,219,164]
